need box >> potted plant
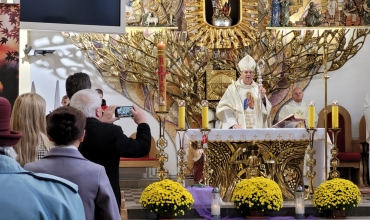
[313,178,361,219]
[139,179,194,219]
[231,177,283,217]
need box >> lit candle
[211,204,220,215]
[295,202,305,214]
[157,42,166,111]
[201,100,209,129]
[308,100,315,128]
[332,100,339,128]
[178,100,185,129]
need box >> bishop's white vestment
[216,79,272,129]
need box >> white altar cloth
[181,128,330,187]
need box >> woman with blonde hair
[10,93,52,166]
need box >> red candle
[157,42,166,111]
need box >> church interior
[2,0,370,219]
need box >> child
[95,89,107,111]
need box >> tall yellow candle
[201,100,209,129]
[332,100,339,128]
[308,100,315,128]
[178,100,185,129]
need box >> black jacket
[79,117,151,208]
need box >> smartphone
[115,106,133,118]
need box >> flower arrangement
[139,179,194,217]
[231,177,283,213]
[313,178,361,212]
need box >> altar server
[364,92,370,143]
[216,54,272,129]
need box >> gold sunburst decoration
[186,0,260,48]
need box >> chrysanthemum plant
[313,178,361,212]
[231,177,283,213]
[139,179,194,217]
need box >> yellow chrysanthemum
[313,178,361,212]
[231,177,283,213]
[139,179,194,216]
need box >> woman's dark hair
[47,106,86,145]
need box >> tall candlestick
[157,42,166,111]
[332,100,339,128]
[308,100,315,128]
[178,100,185,129]
[201,100,209,129]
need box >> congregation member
[25,106,120,220]
[66,72,92,100]
[216,54,272,129]
[0,97,85,219]
[61,95,69,106]
[278,87,318,127]
[96,88,108,111]
[70,89,151,208]
[65,72,118,123]
[10,93,52,166]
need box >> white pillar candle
[211,204,220,215]
[295,203,304,214]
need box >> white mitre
[238,54,256,72]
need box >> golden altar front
[181,128,328,201]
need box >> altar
[180,128,329,201]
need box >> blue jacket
[0,154,85,220]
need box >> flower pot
[246,210,267,219]
[326,210,346,219]
[157,213,177,220]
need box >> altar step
[126,202,370,219]
[123,187,370,219]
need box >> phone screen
[115,106,133,118]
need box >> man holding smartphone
[65,72,119,124]
[70,89,151,209]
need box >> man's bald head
[292,88,303,103]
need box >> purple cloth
[186,186,213,206]
[186,186,318,220]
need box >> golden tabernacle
[182,128,328,201]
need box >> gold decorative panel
[197,140,309,201]
[206,70,236,101]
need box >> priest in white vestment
[216,55,272,129]
[278,87,318,127]
[364,92,370,143]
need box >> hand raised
[131,105,147,125]
[101,105,119,123]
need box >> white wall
[20,30,370,176]
[304,36,370,139]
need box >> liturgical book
[272,113,306,128]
